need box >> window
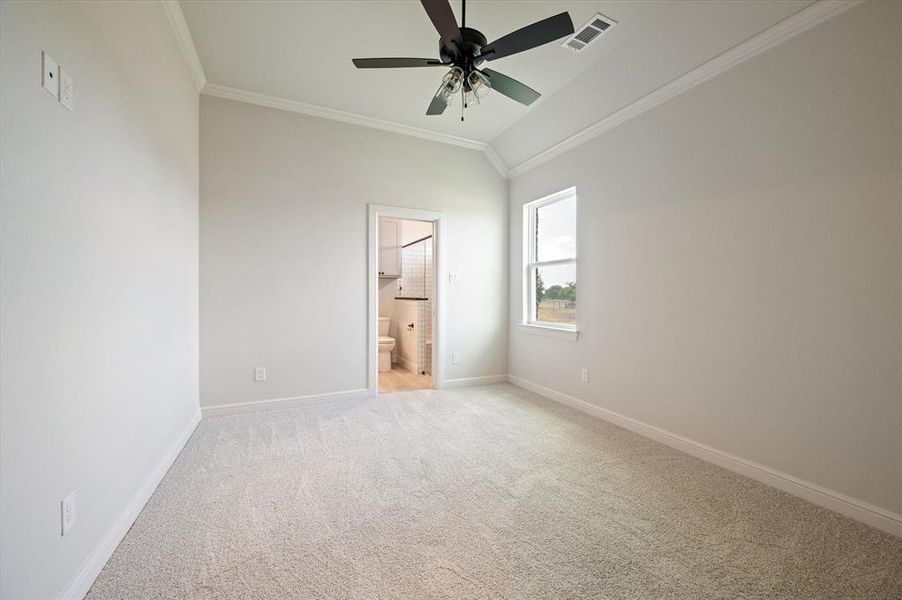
[523,188,577,337]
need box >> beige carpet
[88,384,902,599]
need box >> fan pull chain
[461,86,465,122]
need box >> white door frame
[368,204,445,394]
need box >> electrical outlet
[581,367,589,383]
[61,491,76,536]
[451,352,460,364]
[254,367,266,382]
[42,51,58,97]
[59,67,74,111]
[448,272,459,284]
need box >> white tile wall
[417,301,428,374]
[398,237,432,299]
[397,235,433,375]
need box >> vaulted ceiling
[178,0,815,172]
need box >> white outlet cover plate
[42,51,58,97]
[59,68,74,111]
[254,367,266,382]
[61,490,76,536]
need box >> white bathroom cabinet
[378,217,401,278]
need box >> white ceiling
[180,0,814,166]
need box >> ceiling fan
[352,0,574,120]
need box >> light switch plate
[451,352,460,364]
[59,67,74,111]
[254,367,266,382]
[42,51,58,97]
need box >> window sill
[519,323,579,341]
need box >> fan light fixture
[352,0,573,122]
[433,66,464,108]
[465,70,492,106]
[431,68,492,117]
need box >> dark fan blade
[352,58,446,69]
[426,94,448,115]
[420,0,463,50]
[482,69,540,106]
[481,12,574,61]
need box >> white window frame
[521,187,578,341]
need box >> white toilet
[378,317,396,372]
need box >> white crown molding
[160,0,207,91]
[508,375,902,538]
[201,83,511,178]
[483,145,509,178]
[202,83,487,151]
[504,0,864,178]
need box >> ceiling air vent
[561,13,617,53]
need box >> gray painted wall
[0,2,200,597]
[199,95,508,408]
[508,1,902,514]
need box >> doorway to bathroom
[367,205,444,394]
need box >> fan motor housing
[440,27,488,67]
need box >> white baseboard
[60,407,202,599]
[443,374,509,388]
[396,355,419,375]
[201,388,370,417]
[507,375,901,538]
